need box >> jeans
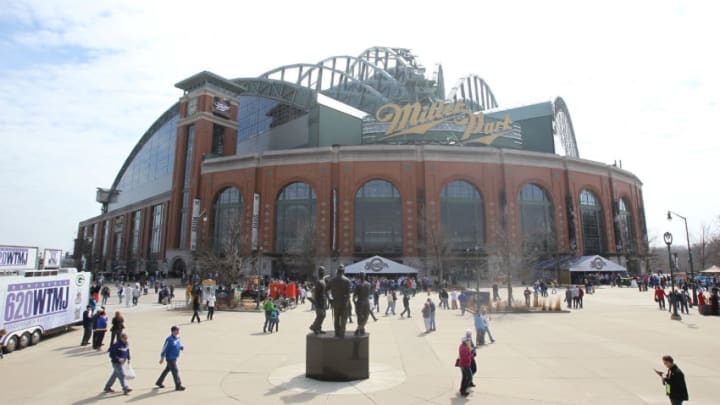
[670,400,684,405]
[460,366,472,393]
[460,303,466,315]
[156,358,182,388]
[430,313,436,330]
[191,310,200,323]
[400,305,410,317]
[385,302,395,315]
[476,328,486,345]
[81,327,92,345]
[207,307,214,320]
[105,362,128,391]
[484,326,495,342]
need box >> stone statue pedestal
[306,333,369,381]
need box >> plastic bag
[122,362,136,379]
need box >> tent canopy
[344,256,418,275]
[701,265,720,274]
[535,255,626,272]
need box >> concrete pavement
[1,286,718,404]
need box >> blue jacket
[473,313,486,330]
[96,316,108,330]
[160,335,183,360]
[108,340,130,363]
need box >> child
[268,309,280,333]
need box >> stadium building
[76,47,648,282]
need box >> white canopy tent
[701,265,720,274]
[568,255,626,272]
[344,256,418,275]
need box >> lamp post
[663,232,681,320]
[667,211,697,305]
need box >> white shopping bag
[122,362,136,380]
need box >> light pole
[663,232,682,320]
[667,211,697,305]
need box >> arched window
[354,180,402,253]
[618,198,635,253]
[213,187,242,254]
[518,184,554,249]
[275,182,317,253]
[579,190,604,255]
[440,180,485,251]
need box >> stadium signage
[375,101,512,144]
[212,97,232,118]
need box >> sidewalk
[0,287,718,404]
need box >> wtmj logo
[3,280,70,324]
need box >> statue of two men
[309,265,372,338]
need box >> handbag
[122,362,136,379]
[454,358,460,367]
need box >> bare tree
[196,210,249,287]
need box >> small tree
[196,210,248,287]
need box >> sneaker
[123,388,132,395]
[155,383,165,388]
[176,386,186,391]
[103,388,115,393]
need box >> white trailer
[0,245,91,353]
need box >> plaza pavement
[1,286,718,405]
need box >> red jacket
[458,342,472,367]
[655,289,665,299]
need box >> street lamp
[667,211,697,305]
[663,232,681,321]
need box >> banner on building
[251,193,260,250]
[190,198,201,252]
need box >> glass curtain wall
[518,184,554,251]
[579,190,604,255]
[354,180,402,253]
[275,182,317,254]
[618,198,635,253]
[213,188,243,254]
[440,180,485,251]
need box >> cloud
[0,0,718,255]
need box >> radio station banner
[0,272,90,336]
[0,246,38,271]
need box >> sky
[0,0,718,254]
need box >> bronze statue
[353,272,372,336]
[327,264,351,338]
[308,267,327,334]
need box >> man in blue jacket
[104,332,132,395]
[156,325,186,391]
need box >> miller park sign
[374,100,514,145]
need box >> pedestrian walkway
[0,287,718,404]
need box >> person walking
[385,290,396,316]
[372,289,380,313]
[655,355,689,405]
[92,310,108,350]
[464,329,477,384]
[400,293,411,318]
[109,311,125,346]
[104,332,131,394]
[81,305,93,346]
[421,301,431,333]
[190,295,201,323]
[458,291,467,315]
[655,287,666,310]
[451,289,458,310]
[473,308,487,345]
[156,326,186,391]
[428,298,436,331]
[206,294,216,320]
[481,307,495,343]
[457,336,473,397]
[185,284,192,306]
[118,285,124,305]
[101,285,110,306]
[263,298,276,333]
